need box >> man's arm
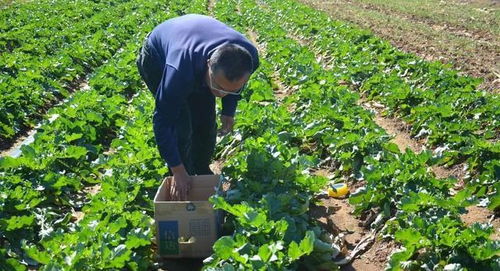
[153,64,184,168]
[221,94,241,117]
[220,94,240,134]
[153,64,191,200]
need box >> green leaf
[86,111,104,123]
[384,142,400,154]
[387,247,414,270]
[213,236,235,260]
[468,240,500,260]
[24,245,51,265]
[288,241,301,261]
[0,156,20,169]
[0,248,26,271]
[4,215,34,231]
[395,228,427,248]
[488,193,500,211]
[64,146,87,159]
[64,133,83,143]
[258,245,272,262]
[243,210,267,228]
[20,145,36,159]
[125,228,151,249]
[299,231,314,255]
[110,244,130,268]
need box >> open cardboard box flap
[154,174,222,203]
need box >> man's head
[207,44,253,97]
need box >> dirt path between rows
[309,194,393,271]
[247,2,396,268]
[281,23,471,184]
[298,0,499,92]
[349,0,498,44]
[358,99,471,181]
[250,26,394,269]
[360,100,499,241]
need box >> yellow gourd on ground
[328,183,349,198]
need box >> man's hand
[220,115,235,135]
[167,164,192,200]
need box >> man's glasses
[208,65,246,96]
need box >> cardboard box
[154,175,224,258]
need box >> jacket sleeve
[251,49,260,72]
[153,64,188,167]
[221,94,241,117]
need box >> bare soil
[207,0,215,15]
[360,100,424,154]
[309,195,394,271]
[299,0,500,92]
[359,99,470,182]
[461,205,500,240]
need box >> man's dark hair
[209,44,253,81]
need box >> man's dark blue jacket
[147,14,259,167]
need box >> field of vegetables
[0,0,498,270]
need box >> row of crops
[204,0,499,270]
[0,0,206,269]
[0,0,153,145]
[261,0,499,186]
[1,0,498,270]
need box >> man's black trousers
[136,37,216,175]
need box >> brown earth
[0,0,30,8]
[359,99,499,243]
[309,194,394,271]
[461,205,500,241]
[360,100,424,154]
[298,0,500,92]
[358,99,472,182]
